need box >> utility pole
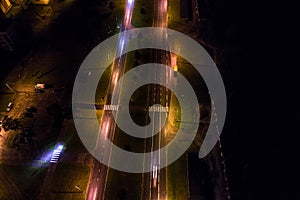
[5,83,15,93]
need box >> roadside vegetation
[95,65,113,105]
[0,164,47,199]
[167,154,189,200]
[132,0,154,27]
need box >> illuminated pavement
[139,0,171,199]
[85,0,136,199]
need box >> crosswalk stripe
[149,106,169,112]
[104,105,120,111]
[50,149,63,163]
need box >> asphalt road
[85,0,135,199]
[144,0,169,199]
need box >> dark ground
[198,0,300,199]
[188,153,214,200]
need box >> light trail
[85,0,136,199]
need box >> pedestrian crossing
[104,105,120,111]
[50,144,63,163]
[103,104,168,112]
[149,105,169,112]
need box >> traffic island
[166,153,189,200]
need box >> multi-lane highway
[86,0,176,199]
[143,0,170,199]
[85,0,135,199]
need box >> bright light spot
[41,151,52,163]
[174,65,178,71]
[105,122,110,136]
[152,165,158,178]
[114,71,119,85]
[102,121,110,137]
[57,144,64,151]
[93,187,98,200]
[152,165,158,188]
[119,37,125,53]
[125,10,130,25]
[127,0,134,6]
[164,0,167,10]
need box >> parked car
[23,112,34,118]
[6,102,13,112]
[26,106,37,113]
[0,115,8,126]
[35,83,45,90]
